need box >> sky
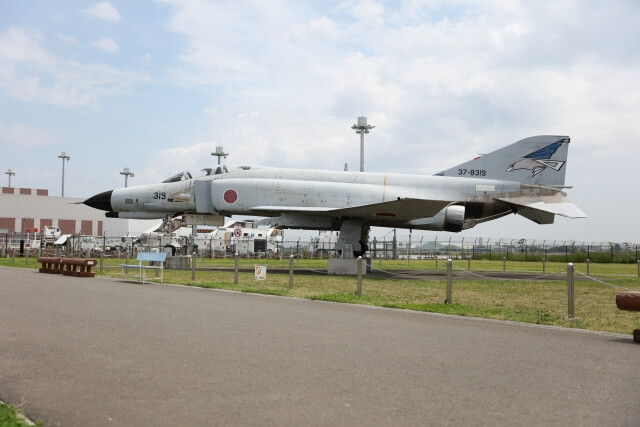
[1,0,639,244]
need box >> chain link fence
[2,232,639,264]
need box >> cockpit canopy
[161,164,234,183]
[162,171,192,183]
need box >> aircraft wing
[252,199,451,221]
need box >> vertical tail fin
[435,135,571,187]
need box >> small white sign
[254,265,267,280]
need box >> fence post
[637,260,639,279]
[289,255,294,290]
[446,259,452,304]
[586,259,590,275]
[356,256,363,296]
[191,251,196,281]
[467,256,471,271]
[125,251,130,274]
[234,253,239,284]
[542,257,546,274]
[567,263,575,318]
[503,257,506,272]
[100,252,104,273]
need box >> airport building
[0,186,156,237]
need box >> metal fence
[2,233,639,263]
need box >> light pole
[351,116,374,172]
[211,146,228,165]
[120,167,135,187]
[5,169,15,187]
[58,152,70,196]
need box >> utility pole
[351,116,374,172]
[120,167,135,187]
[58,152,70,196]
[5,169,15,187]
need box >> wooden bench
[616,291,640,343]
[121,252,166,284]
[37,257,96,277]
[60,258,97,277]
[37,257,63,274]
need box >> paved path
[0,266,638,426]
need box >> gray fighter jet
[84,135,585,256]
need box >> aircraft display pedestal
[165,256,191,270]
[328,258,371,276]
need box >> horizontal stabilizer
[496,192,586,225]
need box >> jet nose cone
[83,190,113,211]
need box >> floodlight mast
[120,167,135,187]
[211,146,229,165]
[5,169,15,187]
[351,116,374,172]
[58,152,70,196]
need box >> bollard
[289,255,294,290]
[25,249,29,264]
[542,258,546,274]
[567,263,575,318]
[503,257,506,272]
[356,256,363,296]
[125,251,130,274]
[191,252,196,281]
[234,253,239,284]
[435,257,438,270]
[445,259,452,304]
[586,259,590,275]
[100,252,104,273]
[467,256,471,271]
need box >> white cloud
[0,123,57,147]
[0,27,148,108]
[58,34,78,44]
[85,2,121,23]
[91,37,119,53]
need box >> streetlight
[5,169,15,187]
[351,116,374,172]
[211,146,228,165]
[120,167,135,187]
[58,152,70,196]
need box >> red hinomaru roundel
[223,189,238,204]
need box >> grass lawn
[3,256,639,335]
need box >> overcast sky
[1,1,639,243]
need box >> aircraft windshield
[162,171,192,183]
[162,165,242,182]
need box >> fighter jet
[84,135,585,256]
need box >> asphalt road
[1,266,638,426]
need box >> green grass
[0,401,43,427]
[3,256,639,335]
